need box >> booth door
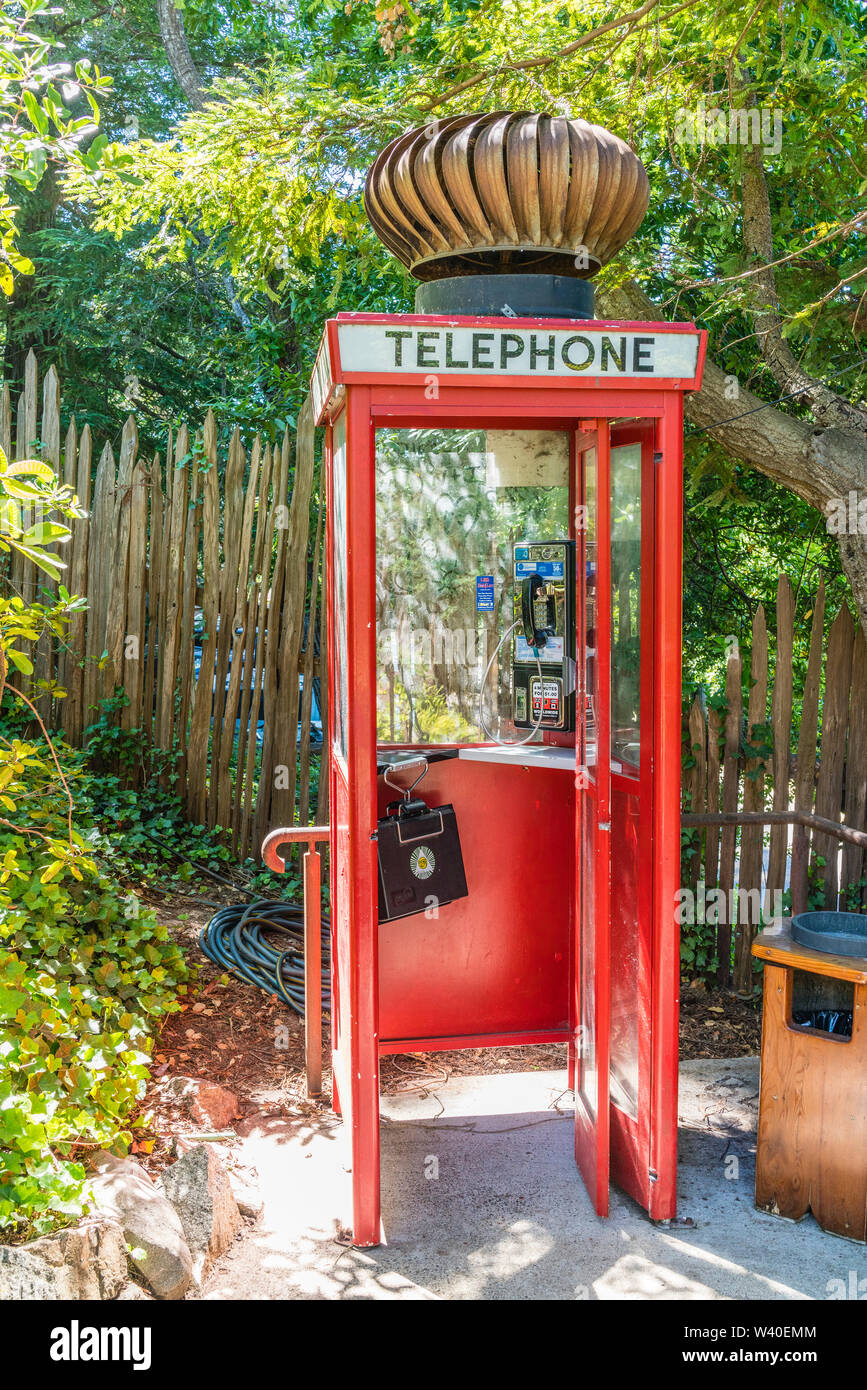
[326,398,381,1248]
[607,421,656,1213]
[573,422,660,1219]
[573,428,611,1216]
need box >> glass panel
[331,411,348,762]
[609,440,642,1120]
[610,442,641,775]
[578,443,598,1118]
[609,784,640,1118]
[375,427,569,743]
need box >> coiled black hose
[200,899,331,1016]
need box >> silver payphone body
[511,540,576,733]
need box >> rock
[115,1281,154,1300]
[159,1144,241,1286]
[88,1151,192,1300]
[164,1075,198,1101]
[229,1178,264,1220]
[190,1083,239,1130]
[0,1217,127,1300]
[0,1245,58,1300]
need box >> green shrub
[0,728,190,1239]
[0,444,190,1240]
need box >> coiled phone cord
[479,617,546,747]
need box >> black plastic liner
[792,1008,853,1038]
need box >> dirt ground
[133,889,762,1177]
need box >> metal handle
[383,756,429,801]
[396,810,444,845]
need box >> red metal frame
[649,392,685,1220]
[316,315,703,1243]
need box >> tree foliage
[0,0,110,292]
[5,0,867,653]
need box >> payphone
[512,540,575,733]
[296,110,707,1248]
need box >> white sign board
[336,322,700,380]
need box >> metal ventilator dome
[364,111,650,282]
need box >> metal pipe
[261,825,331,1096]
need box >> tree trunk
[156,0,205,109]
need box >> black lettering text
[499,333,525,369]
[472,332,495,368]
[416,331,440,367]
[445,331,469,369]
[561,335,595,372]
[530,333,556,371]
[600,335,627,372]
[385,330,412,366]
[632,336,655,373]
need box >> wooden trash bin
[752,923,867,1241]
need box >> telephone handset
[521,573,557,651]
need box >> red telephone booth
[312,308,706,1245]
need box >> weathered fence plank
[687,693,706,890]
[233,440,273,853]
[83,442,114,728]
[123,459,148,744]
[734,605,768,992]
[271,399,317,834]
[717,652,743,985]
[156,433,188,768]
[790,580,826,913]
[253,430,291,854]
[766,574,794,913]
[187,416,220,825]
[705,703,721,891]
[843,627,867,906]
[299,477,325,828]
[63,424,91,743]
[215,435,260,834]
[812,605,855,906]
[175,447,201,788]
[209,427,245,829]
[105,417,138,700]
[142,456,162,752]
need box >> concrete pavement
[198,1057,863,1300]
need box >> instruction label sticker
[476,576,495,611]
[515,560,564,579]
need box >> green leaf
[22,90,49,137]
[6,648,34,675]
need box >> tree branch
[596,278,867,634]
[683,810,867,851]
[419,0,699,113]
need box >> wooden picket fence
[4,351,866,936]
[1,350,327,858]
[683,573,867,990]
